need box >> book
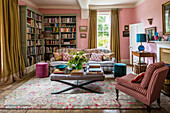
[53,69,65,74]
[88,68,102,72]
[70,69,84,75]
[89,64,101,68]
[86,69,103,75]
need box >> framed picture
[162,1,170,35]
[80,33,86,38]
[123,31,129,37]
[145,27,157,42]
[79,26,87,32]
[124,25,129,31]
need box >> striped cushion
[116,73,147,95]
[140,62,165,88]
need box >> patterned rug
[0,77,159,109]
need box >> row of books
[61,17,76,23]
[36,22,42,29]
[36,40,42,45]
[44,17,60,23]
[27,41,34,46]
[52,34,59,39]
[61,24,76,27]
[36,55,43,62]
[36,29,42,34]
[27,19,35,27]
[60,28,76,32]
[46,40,59,45]
[27,47,35,56]
[27,56,35,66]
[46,47,58,53]
[35,14,42,21]
[27,28,35,33]
[27,34,34,39]
[53,28,59,32]
[61,40,75,44]
[36,46,43,54]
[27,10,35,19]
[61,33,76,38]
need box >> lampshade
[136,34,146,42]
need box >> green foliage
[67,50,89,70]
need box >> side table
[132,51,155,73]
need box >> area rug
[0,77,159,109]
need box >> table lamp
[136,34,146,51]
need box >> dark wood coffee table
[50,73,105,94]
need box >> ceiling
[23,0,145,9]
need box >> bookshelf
[20,5,44,67]
[43,15,77,61]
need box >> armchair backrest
[147,66,169,104]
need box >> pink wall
[119,8,134,59]
[39,9,89,49]
[132,0,169,63]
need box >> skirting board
[121,59,130,65]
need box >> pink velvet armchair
[115,62,169,113]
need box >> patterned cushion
[90,53,104,61]
[53,52,63,61]
[116,73,147,95]
[102,52,114,61]
[62,52,72,61]
[83,53,91,59]
[99,48,112,53]
[140,62,165,88]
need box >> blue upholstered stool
[114,63,126,78]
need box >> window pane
[98,32,103,38]
[98,16,104,24]
[98,24,103,31]
[104,24,109,31]
[98,37,104,47]
[104,32,109,37]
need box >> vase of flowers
[67,50,89,70]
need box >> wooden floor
[0,67,170,113]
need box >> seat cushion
[116,73,147,95]
[140,62,165,88]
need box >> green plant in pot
[67,50,89,70]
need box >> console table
[132,51,155,73]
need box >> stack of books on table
[70,69,84,76]
[86,64,103,75]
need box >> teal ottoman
[114,63,126,78]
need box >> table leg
[139,56,141,73]
[153,56,155,63]
[132,54,133,71]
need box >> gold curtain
[0,0,25,85]
[88,10,97,49]
[110,9,121,62]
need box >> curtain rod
[95,8,122,11]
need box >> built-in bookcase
[20,5,44,67]
[44,15,77,61]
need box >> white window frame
[97,11,111,49]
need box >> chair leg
[146,105,151,113]
[157,98,160,106]
[116,89,119,100]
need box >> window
[97,12,111,49]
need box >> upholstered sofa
[50,48,115,73]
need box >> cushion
[131,72,145,83]
[140,62,165,88]
[84,49,100,53]
[53,52,63,61]
[62,52,72,61]
[102,52,114,61]
[83,53,91,59]
[90,53,104,61]
[116,73,147,95]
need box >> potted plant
[67,50,89,70]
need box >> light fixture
[147,18,153,25]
